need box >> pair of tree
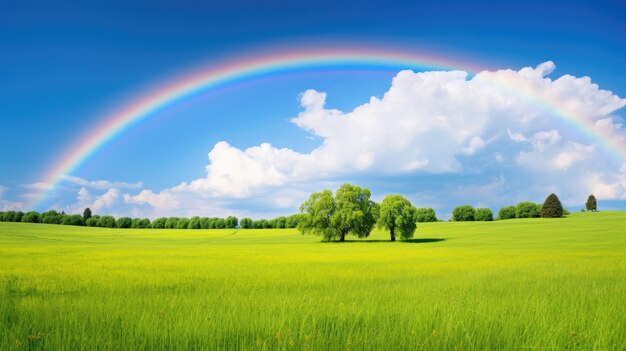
[298,183,418,242]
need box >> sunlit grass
[1,211,624,350]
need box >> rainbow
[31,45,626,209]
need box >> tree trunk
[390,228,396,242]
[340,232,345,242]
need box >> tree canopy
[377,195,417,241]
[298,183,377,242]
[586,194,597,212]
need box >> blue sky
[1,0,625,219]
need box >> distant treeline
[0,209,312,229]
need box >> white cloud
[92,188,121,212]
[21,182,49,191]
[61,175,143,189]
[57,62,626,218]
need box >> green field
[1,211,624,350]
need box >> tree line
[0,189,598,238]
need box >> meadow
[1,211,624,350]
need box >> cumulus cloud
[56,62,626,217]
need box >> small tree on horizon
[377,195,417,242]
[586,194,597,212]
[452,205,475,221]
[83,208,92,221]
[541,193,564,218]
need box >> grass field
[1,211,625,350]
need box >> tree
[274,216,287,229]
[298,190,337,241]
[333,183,377,241]
[452,205,475,221]
[415,208,437,222]
[176,218,190,229]
[377,195,417,241]
[41,210,62,224]
[199,217,211,229]
[21,211,40,223]
[497,206,516,220]
[97,216,116,228]
[132,218,151,228]
[225,216,238,229]
[188,217,201,229]
[541,193,564,218]
[586,194,597,212]
[62,214,85,226]
[475,208,493,221]
[516,202,540,218]
[86,216,100,227]
[285,214,305,228]
[83,208,92,221]
[239,217,253,229]
[165,217,179,229]
[151,217,167,229]
[116,217,132,228]
[214,218,226,229]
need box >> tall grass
[1,211,624,350]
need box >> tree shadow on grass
[337,238,446,244]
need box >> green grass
[1,211,624,350]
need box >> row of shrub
[451,193,571,221]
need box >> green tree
[415,208,437,222]
[452,205,475,221]
[298,190,337,241]
[164,217,179,229]
[333,183,377,241]
[475,208,494,221]
[21,211,40,223]
[188,217,201,229]
[176,218,190,229]
[516,202,540,218]
[586,194,597,212]
[225,216,238,229]
[86,216,100,227]
[286,214,305,228]
[62,214,85,226]
[97,216,116,228]
[41,210,62,224]
[116,217,132,228]
[214,218,226,229]
[239,217,253,229]
[199,217,211,229]
[377,195,417,241]
[541,193,564,218]
[132,218,151,228]
[497,206,516,220]
[83,207,92,221]
[151,217,167,229]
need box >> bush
[98,216,117,228]
[239,217,253,229]
[225,216,238,229]
[516,202,540,218]
[2,211,24,222]
[274,216,287,229]
[188,217,201,229]
[165,217,179,229]
[541,193,563,218]
[41,210,62,224]
[253,219,266,229]
[151,217,167,229]
[86,216,100,227]
[62,214,85,226]
[214,218,226,229]
[563,208,570,216]
[415,208,437,222]
[21,211,40,223]
[176,218,190,229]
[132,218,151,228]
[286,214,305,228]
[475,208,493,221]
[497,206,516,220]
[199,217,211,229]
[116,217,132,228]
[452,205,475,221]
